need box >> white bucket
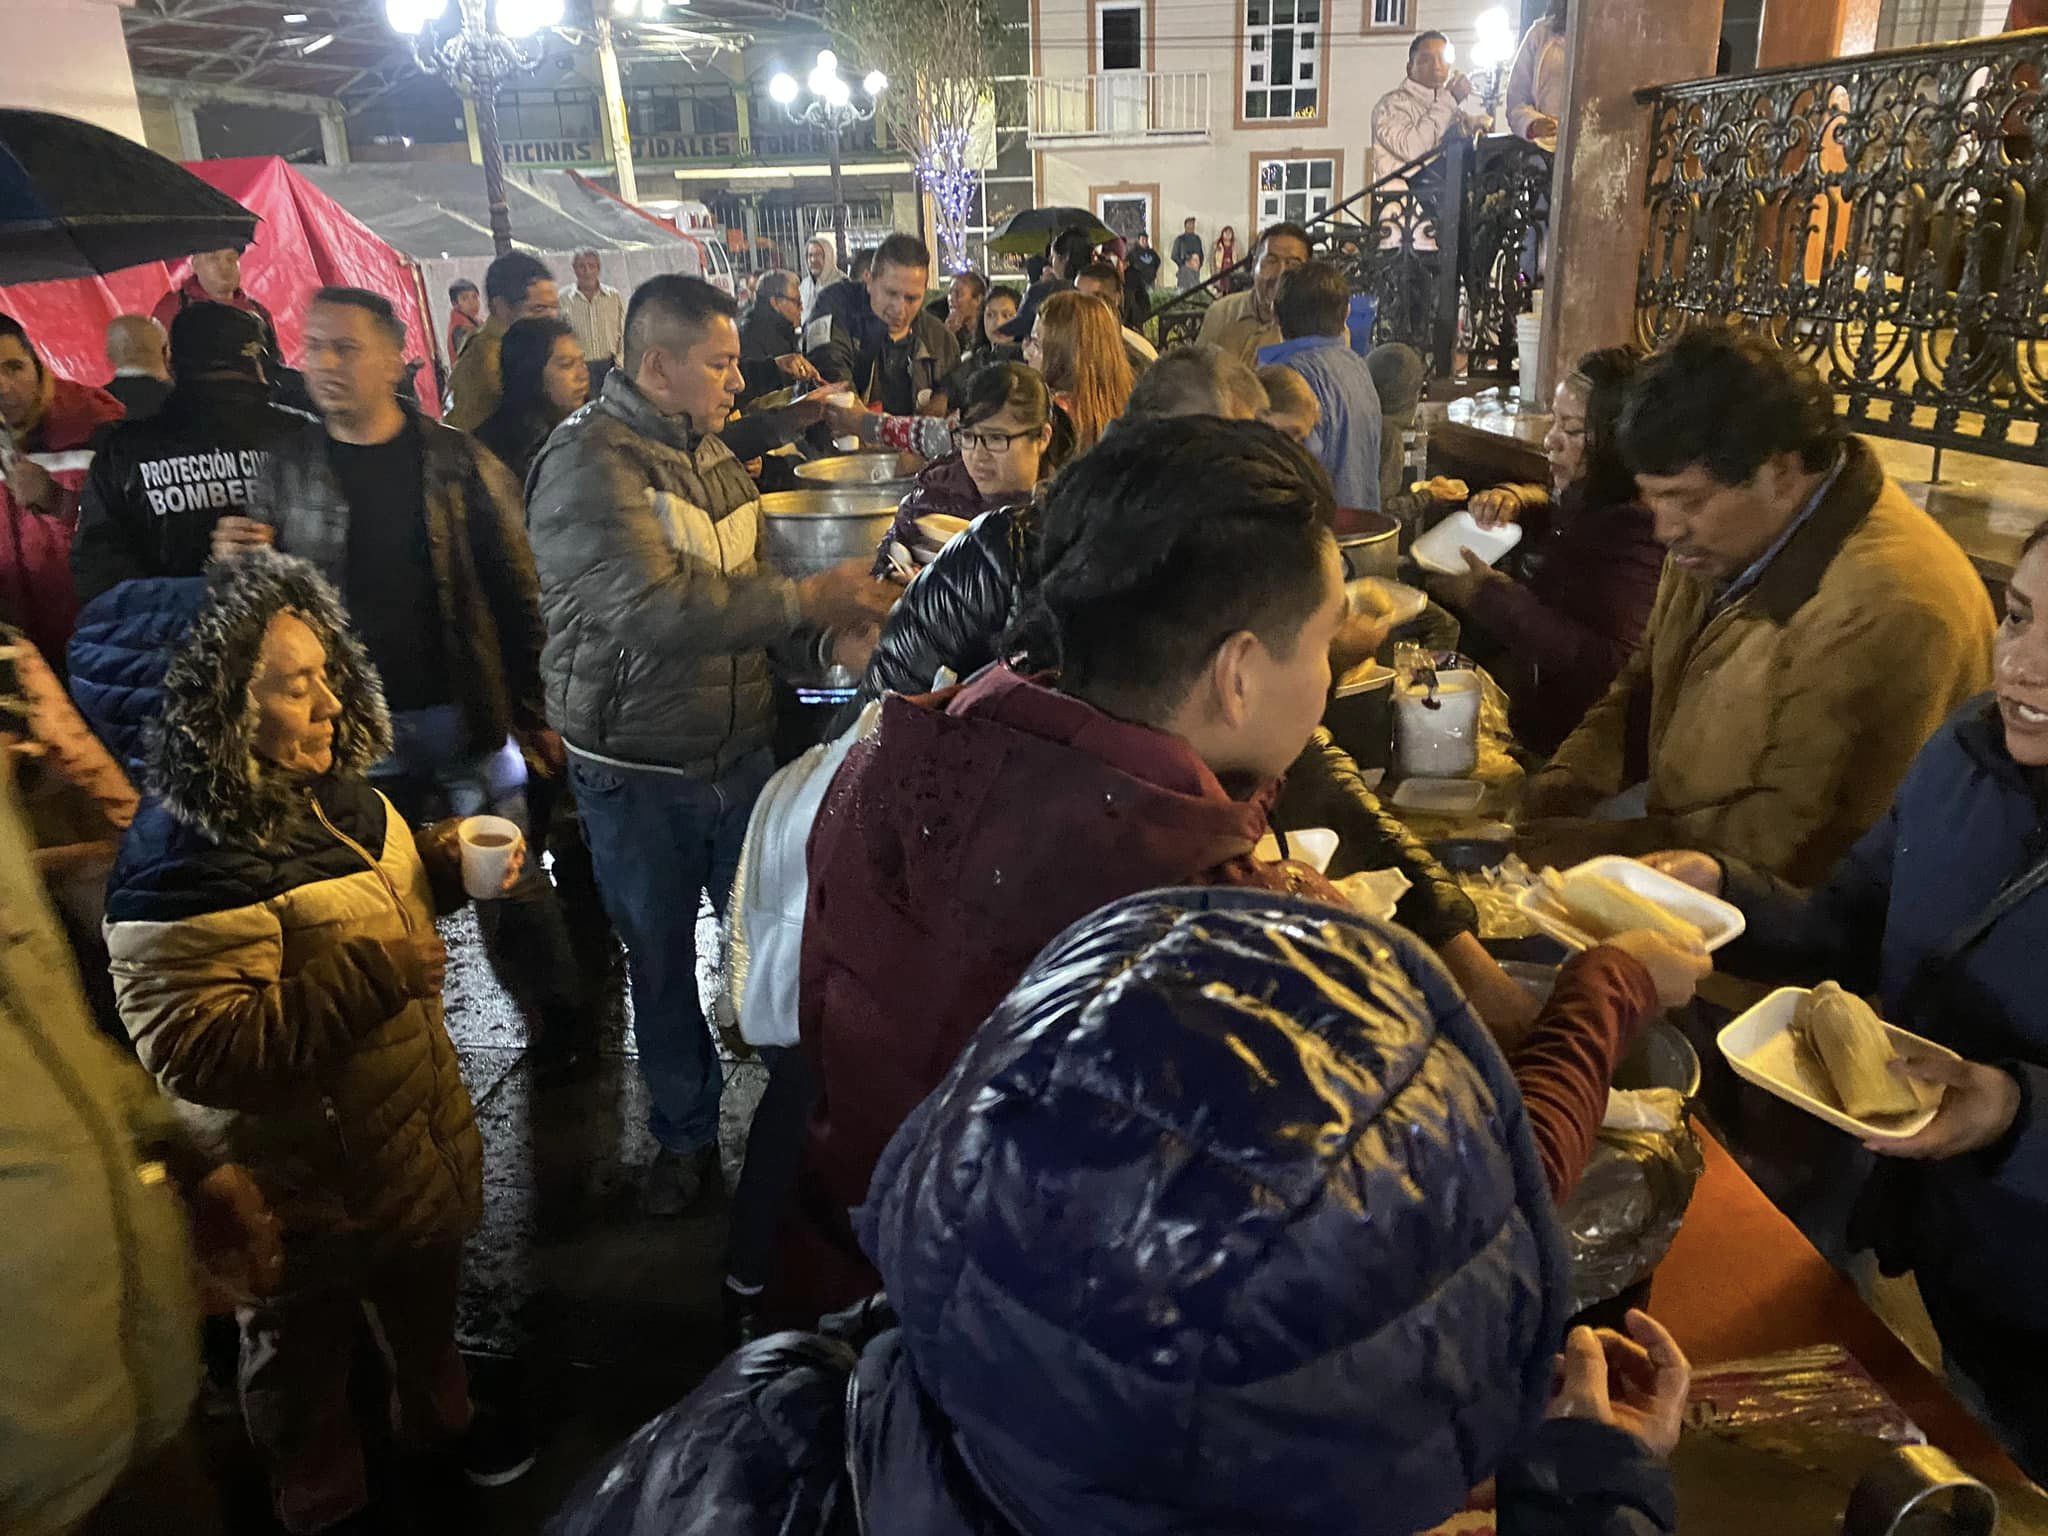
[1395,668,1483,780]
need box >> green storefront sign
[502,128,880,169]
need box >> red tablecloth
[1652,1131,2016,1480]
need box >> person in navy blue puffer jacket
[1642,520,2048,1480]
[550,889,1686,1536]
[67,576,209,775]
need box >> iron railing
[1148,132,1553,378]
[1635,27,2048,466]
[1025,70,1212,144]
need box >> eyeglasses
[957,426,1041,453]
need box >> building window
[694,93,739,134]
[498,90,600,142]
[1367,0,1411,28]
[628,86,742,139]
[1099,3,1142,70]
[1243,0,1320,121]
[1256,155,1335,224]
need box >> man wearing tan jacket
[1520,329,1994,886]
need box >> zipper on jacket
[311,796,415,936]
[844,1360,870,1534]
[310,794,467,1201]
[310,792,407,1171]
[322,1096,352,1160]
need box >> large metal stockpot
[758,488,899,579]
[792,451,924,490]
[1335,508,1402,580]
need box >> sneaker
[461,1402,536,1489]
[641,1144,721,1217]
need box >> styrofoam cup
[459,815,524,900]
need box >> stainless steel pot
[1324,660,1395,772]
[1499,961,1703,1099]
[759,488,899,579]
[793,451,924,489]
[1335,509,1402,580]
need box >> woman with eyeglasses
[854,363,1072,705]
[1417,346,1665,757]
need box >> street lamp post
[386,0,564,256]
[768,51,887,269]
[1470,6,1518,120]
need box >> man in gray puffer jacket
[527,274,893,1215]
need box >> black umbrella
[0,109,259,285]
[988,205,1116,256]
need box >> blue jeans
[370,705,584,1029]
[571,749,774,1154]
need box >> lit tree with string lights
[825,0,999,274]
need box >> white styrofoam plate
[1717,987,1957,1140]
[915,513,970,545]
[1389,777,1486,814]
[1411,510,1525,575]
[1515,855,1747,953]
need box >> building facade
[1025,0,1503,259]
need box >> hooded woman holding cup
[102,552,528,1530]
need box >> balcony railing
[1149,133,1553,380]
[1635,27,2048,466]
[1025,71,1211,145]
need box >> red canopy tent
[0,156,438,416]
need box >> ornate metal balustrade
[1636,28,2048,466]
[1148,133,1552,377]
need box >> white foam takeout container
[1515,855,1747,954]
[1411,510,1525,575]
[1717,987,1957,1140]
[1389,777,1487,814]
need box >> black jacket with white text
[72,379,312,603]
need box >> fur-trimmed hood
[149,551,391,849]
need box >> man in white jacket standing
[799,236,845,325]
[1370,31,1491,251]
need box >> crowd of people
[0,203,2041,1536]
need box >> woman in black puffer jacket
[868,361,1065,580]
[854,385,1541,1036]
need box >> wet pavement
[213,899,761,1533]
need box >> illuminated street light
[386,0,560,253]
[1471,4,1517,111]
[770,48,886,265]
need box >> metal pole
[829,121,848,268]
[594,16,639,205]
[1433,132,1468,380]
[474,85,514,256]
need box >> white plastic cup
[458,815,524,901]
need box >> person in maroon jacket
[0,315,124,664]
[769,417,1708,1324]
[1421,346,1666,758]
[151,246,280,358]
